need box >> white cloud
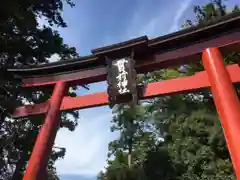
[55,107,118,176]
[123,0,193,40]
[139,17,160,37]
[48,53,60,62]
[124,7,163,39]
[169,0,193,33]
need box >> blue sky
[49,0,239,179]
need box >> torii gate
[10,12,240,180]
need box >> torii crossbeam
[8,12,240,180]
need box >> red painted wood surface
[23,82,67,180]
[202,48,240,179]
[13,64,240,118]
[21,32,240,87]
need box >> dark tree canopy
[0,0,79,179]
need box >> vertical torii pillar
[23,81,67,180]
[202,48,240,179]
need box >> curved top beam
[7,12,240,78]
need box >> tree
[150,0,239,179]
[0,0,80,179]
[99,0,239,180]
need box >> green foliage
[99,1,239,180]
[0,0,79,179]
[108,104,153,166]
[160,96,234,179]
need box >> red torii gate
[10,12,240,179]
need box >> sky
[49,0,239,179]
